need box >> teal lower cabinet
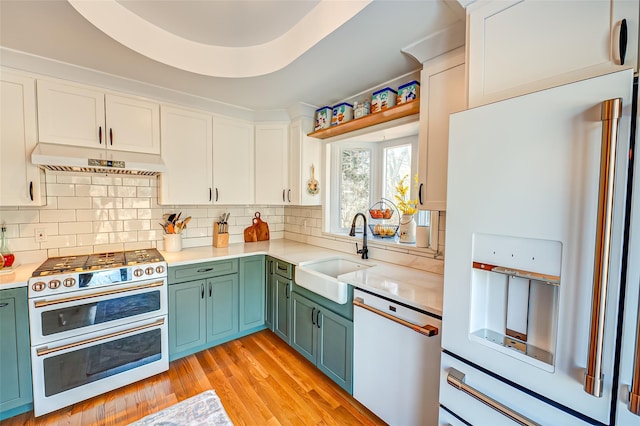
[0,287,33,420]
[239,256,265,332]
[291,291,353,393]
[168,256,267,361]
[266,257,293,344]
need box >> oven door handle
[34,280,165,308]
[353,297,438,337]
[36,317,165,357]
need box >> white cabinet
[255,124,288,205]
[36,79,160,153]
[212,117,254,204]
[159,105,213,205]
[417,49,466,211]
[467,0,639,107]
[0,69,45,206]
[288,118,322,206]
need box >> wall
[0,171,284,264]
[284,205,445,275]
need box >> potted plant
[394,174,418,243]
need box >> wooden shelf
[307,100,420,139]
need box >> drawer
[169,259,238,284]
[274,259,292,279]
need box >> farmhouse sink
[295,257,373,304]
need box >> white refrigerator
[439,69,640,425]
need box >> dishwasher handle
[354,297,438,337]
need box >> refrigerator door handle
[584,98,623,398]
[629,310,640,415]
[446,368,541,426]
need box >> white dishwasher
[353,288,442,426]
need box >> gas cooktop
[32,248,165,277]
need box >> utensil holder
[213,222,229,248]
[164,234,182,252]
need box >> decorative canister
[398,214,417,244]
[315,106,332,130]
[164,234,182,252]
[397,80,420,104]
[371,87,397,113]
[416,225,430,247]
[331,102,353,126]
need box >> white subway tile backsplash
[123,220,151,232]
[57,196,92,209]
[59,221,92,235]
[0,209,39,224]
[93,221,124,233]
[75,184,108,197]
[76,209,109,221]
[47,183,75,196]
[123,198,151,209]
[137,187,153,198]
[109,186,137,198]
[109,209,137,221]
[92,197,123,209]
[55,174,92,185]
[77,233,109,246]
[40,209,76,223]
[109,232,138,243]
[41,235,77,249]
[92,176,122,186]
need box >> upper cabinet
[159,105,213,205]
[212,117,254,205]
[255,124,289,205]
[418,49,466,211]
[289,117,322,206]
[467,0,639,107]
[0,69,46,206]
[36,79,160,153]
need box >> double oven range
[27,249,168,416]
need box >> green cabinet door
[168,280,207,357]
[273,274,291,343]
[265,258,275,330]
[291,292,316,363]
[317,308,353,392]
[239,256,265,331]
[207,274,239,343]
[0,287,33,420]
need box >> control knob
[156,265,165,274]
[32,281,46,292]
[145,267,154,275]
[49,279,61,289]
[134,269,144,277]
[64,278,76,287]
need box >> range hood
[31,143,165,176]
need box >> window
[328,136,419,235]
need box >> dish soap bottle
[0,224,14,268]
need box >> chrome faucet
[349,213,368,259]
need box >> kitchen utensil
[159,223,169,234]
[307,164,319,195]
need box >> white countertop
[161,239,443,316]
[1,240,443,316]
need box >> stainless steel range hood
[31,143,165,176]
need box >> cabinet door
[467,0,638,107]
[207,274,239,342]
[317,308,353,393]
[105,94,160,154]
[255,124,288,205]
[36,79,105,147]
[289,118,322,206]
[159,105,213,205]
[417,50,465,211]
[273,275,292,343]
[239,256,265,332]
[291,292,317,364]
[0,288,32,416]
[0,70,44,206]
[168,280,207,357]
[212,117,254,204]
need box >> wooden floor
[3,330,385,426]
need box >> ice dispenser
[469,233,562,372]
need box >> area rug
[129,390,234,425]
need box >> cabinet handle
[29,181,34,201]
[201,283,205,299]
[109,128,113,146]
[619,19,628,66]
[585,98,622,397]
[209,188,212,202]
[209,282,212,298]
[419,182,423,205]
[287,189,291,203]
[215,188,219,202]
[353,297,439,337]
[98,126,102,144]
[283,189,286,202]
[316,310,321,328]
[447,368,540,426]
[312,307,316,325]
[0,303,8,308]
[285,283,289,299]
[197,268,214,273]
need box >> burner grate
[31,249,164,277]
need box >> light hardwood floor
[3,330,385,425]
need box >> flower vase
[398,214,416,243]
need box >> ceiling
[0,0,465,112]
